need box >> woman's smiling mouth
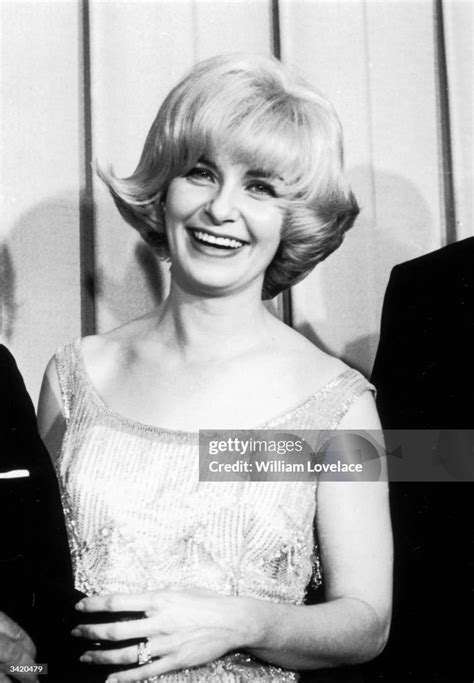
[188,228,247,251]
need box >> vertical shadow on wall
[93,239,168,328]
[3,195,85,341]
[0,244,17,342]
[135,242,167,307]
[341,334,379,376]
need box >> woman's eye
[186,167,214,182]
[247,181,276,198]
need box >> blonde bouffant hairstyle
[98,53,359,299]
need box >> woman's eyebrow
[246,169,287,185]
[245,168,275,179]
[196,158,281,182]
[197,156,217,170]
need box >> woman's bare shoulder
[267,317,350,392]
[79,312,159,378]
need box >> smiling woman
[98,53,359,299]
[162,151,284,298]
[38,53,392,682]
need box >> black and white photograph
[1,1,472,682]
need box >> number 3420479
[9,664,47,674]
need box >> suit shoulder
[0,345,25,393]
[394,237,474,278]
[0,344,17,370]
[387,238,474,306]
[0,346,36,431]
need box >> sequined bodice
[55,339,373,682]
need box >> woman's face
[164,150,285,298]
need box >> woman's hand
[72,589,258,681]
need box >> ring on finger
[137,638,152,666]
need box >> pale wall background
[1,0,472,403]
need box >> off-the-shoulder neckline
[70,338,361,438]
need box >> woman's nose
[205,185,239,224]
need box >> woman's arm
[248,393,392,669]
[72,391,392,680]
[37,357,67,462]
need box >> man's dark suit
[0,345,74,679]
[371,237,473,682]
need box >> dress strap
[54,338,80,423]
[324,369,376,427]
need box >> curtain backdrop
[1,0,472,402]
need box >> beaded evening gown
[54,339,374,682]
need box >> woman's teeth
[192,230,244,249]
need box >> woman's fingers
[74,590,240,678]
[75,586,209,614]
[79,626,238,680]
[72,616,158,642]
[76,592,161,614]
[81,635,173,665]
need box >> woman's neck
[154,280,275,362]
